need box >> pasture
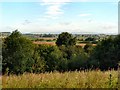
[2,70,118,88]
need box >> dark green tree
[56,32,76,46]
[68,46,88,71]
[32,45,46,73]
[85,37,96,42]
[84,43,93,54]
[58,45,87,71]
[89,35,119,70]
[37,45,63,71]
[2,30,34,74]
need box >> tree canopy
[89,35,120,70]
[56,32,76,46]
[2,30,34,74]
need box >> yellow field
[33,41,96,47]
[2,70,118,88]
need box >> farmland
[1,32,111,47]
[2,70,118,88]
[25,33,110,47]
[33,41,96,47]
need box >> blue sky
[0,0,118,34]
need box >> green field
[2,70,118,88]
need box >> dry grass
[38,37,56,40]
[33,41,96,47]
[2,70,118,88]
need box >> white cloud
[41,0,71,19]
[41,0,71,5]
[1,15,117,34]
[5,20,117,34]
[78,13,92,17]
[45,4,63,16]
[99,22,117,32]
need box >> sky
[0,0,119,34]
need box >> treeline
[2,30,120,75]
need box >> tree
[2,30,34,74]
[58,45,87,71]
[56,32,76,46]
[89,36,119,70]
[84,43,93,54]
[68,47,88,71]
[85,37,96,42]
[37,45,63,71]
[32,45,46,73]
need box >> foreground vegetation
[2,70,118,88]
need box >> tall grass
[2,70,118,88]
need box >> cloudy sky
[0,0,119,34]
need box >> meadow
[2,70,118,88]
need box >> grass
[2,70,118,88]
